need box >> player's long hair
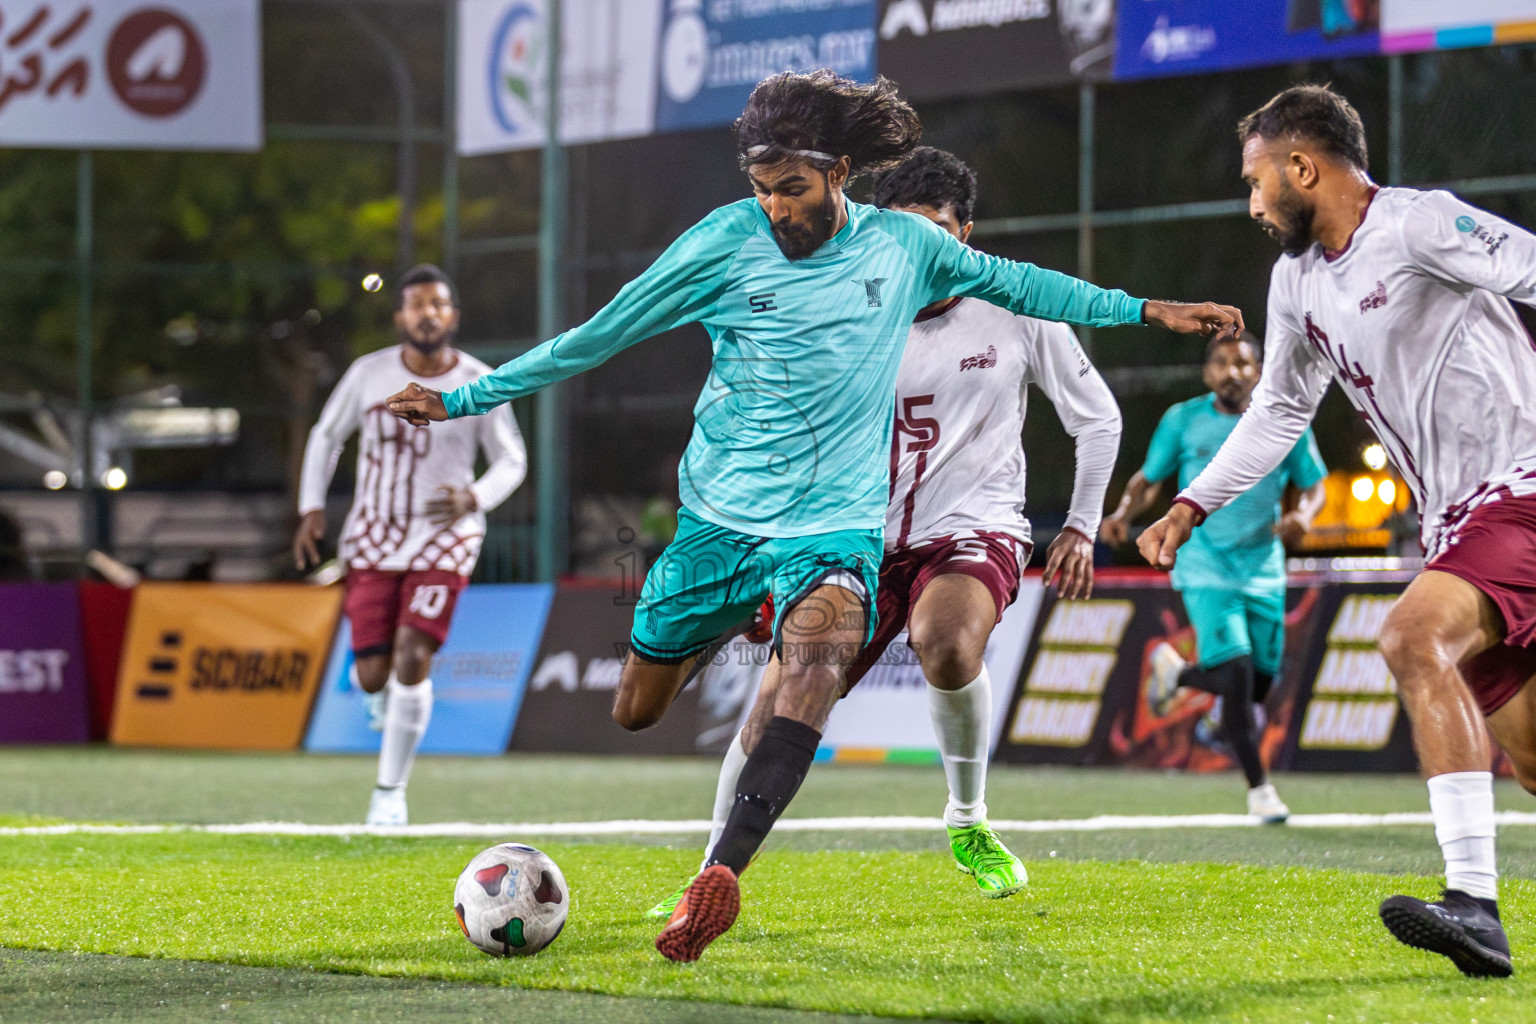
[871,147,978,224]
[734,70,922,179]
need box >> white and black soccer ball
[453,843,569,957]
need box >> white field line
[5,811,1536,838]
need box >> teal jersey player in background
[388,70,1244,963]
[1102,331,1324,821]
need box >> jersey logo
[959,345,998,372]
[1358,280,1387,314]
[854,278,888,308]
[748,292,777,314]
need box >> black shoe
[1379,889,1513,978]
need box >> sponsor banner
[78,581,135,740]
[1381,0,1536,53]
[654,0,879,134]
[511,582,725,754]
[995,578,1334,770]
[110,583,340,750]
[0,1,261,150]
[876,0,1117,99]
[1280,583,1418,771]
[0,583,90,743]
[305,584,556,755]
[1113,0,1379,81]
[457,0,664,156]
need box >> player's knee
[1378,610,1453,689]
[611,688,662,732]
[917,639,983,689]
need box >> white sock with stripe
[377,675,433,790]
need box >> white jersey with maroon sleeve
[886,297,1122,551]
[298,347,527,574]
[1180,187,1536,559]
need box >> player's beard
[770,180,838,261]
[402,321,456,355]
[1259,179,1316,256]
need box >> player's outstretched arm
[1142,301,1245,337]
[1100,472,1162,547]
[1136,501,1200,570]
[386,382,448,426]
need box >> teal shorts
[1180,587,1285,676]
[630,507,882,664]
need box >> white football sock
[929,666,991,829]
[376,675,433,790]
[700,730,749,871]
[1428,770,1498,901]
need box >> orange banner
[110,583,341,750]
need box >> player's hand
[1137,503,1198,571]
[1275,511,1310,548]
[386,382,447,426]
[292,509,326,570]
[425,485,477,525]
[1099,513,1129,548]
[1142,300,1245,338]
[1043,527,1095,600]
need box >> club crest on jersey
[959,345,998,372]
[1359,280,1387,314]
[854,278,887,308]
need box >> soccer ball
[453,843,569,957]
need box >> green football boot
[947,821,1027,898]
[645,874,696,919]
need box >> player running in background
[1138,84,1536,978]
[1100,331,1325,822]
[294,264,526,827]
[646,146,1122,916]
[387,70,1240,962]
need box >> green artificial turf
[0,833,1532,1024]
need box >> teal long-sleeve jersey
[445,197,1146,537]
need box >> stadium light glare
[42,469,67,490]
[102,467,128,491]
[1362,444,1387,471]
[362,274,383,293]
[1351,476,1374,502]
[1377,479,1396,505]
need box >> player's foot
[364,690,387,732]
[645,874,697,919]
[947,821,1027,898]
[1379,889,1512,978]
[655,864,740,962]
[1246,782,1289,824]
[366,785,407,826]
[1146,642,1186,716]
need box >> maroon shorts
[1429,491,1536,715]
[343,568,468,656]
[842,532,1029,692]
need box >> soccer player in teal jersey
[388,70,1243,961]
[1101,331,1325,819]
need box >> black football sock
[1205,655,1265,788]
[706,716,822,875]
[1253,670,1276,704]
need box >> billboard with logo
[1114,0,1379,80]
[110,583,340,750]
[654,0,879,134]
[0,0,260,150]
[1381,0,1536,53]
[0,583,90,743]
[457,0,664,155]
[305,583,556,755]
[876,0,1116,99]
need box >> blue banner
[1114,0,1379,81]
[655,0,878,134]
[305,583,556,756]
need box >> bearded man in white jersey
[648,147,1122,916]
[294,265,527,826]
[1139,84,1536,978]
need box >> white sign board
[1382,0,1536,37]
[0,0,261,150]
[457,0,662,156]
